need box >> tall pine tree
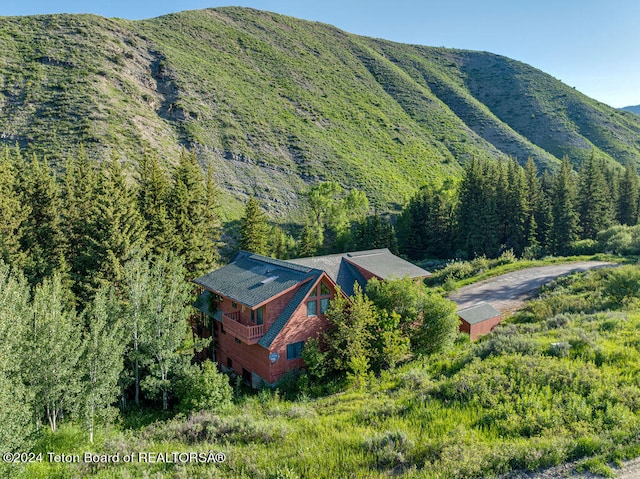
[136,152,173,255]
[63,146,98,301]
[167,150,219,276]
[457,158,500,258]
[238,196,269,255]
[85,157,148,296]
[397,180,456,259]
[16,153,68,286]
[617,165,639,226]
[549,157,579,255]
[577,153,614,239]
[0,147,28,269]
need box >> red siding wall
[213,274,337,385]
[459,314,503,341]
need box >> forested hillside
[1,7,639,215]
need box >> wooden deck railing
[222,312,264,345]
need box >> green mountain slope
[1,7,639,215]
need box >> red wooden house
[193,248,430,387]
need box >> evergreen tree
[81,284,125,443]
[16,153,68,286]
[297,222,323,257]
[352,214,398,253]
[136,152,173,255]
[500,159,527,255]
[397,180,456,259]
[457,158,500,258]
[26,274,83,432]
[577,153,614,239]
[617,165,639,226]
[0,147,28,269]
[167,150,219,276]
[523,158,551,255]
[85,157,148,294]
[62,146,98,300]
[549,157,579,255]
[238,196,269,255]
[202,164,222,256]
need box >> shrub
[570,239,600,255]
[364,430,414,469]
[495,249,517,266]
[176,360,233,414]
[602,265,640,305]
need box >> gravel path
[448,261,613,312]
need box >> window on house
[309,285,318,297]
[251,306,264,324]
[227,357,232,369]
[320,282,330,296]
[320,297,330,314]
[232,301,237,309]
[287,341,304,360]
[307,300,317,316]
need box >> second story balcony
[222,311,264,345]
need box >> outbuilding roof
[457,302,501,325]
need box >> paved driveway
[448,261,613,312]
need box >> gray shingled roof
[193,251,319,308]
[286,252,367,296]
[457,302,501,325]
[344,249,431,280]
[287,248,430,292]
[193,290,215,317]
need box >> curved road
[448,261,613,312]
